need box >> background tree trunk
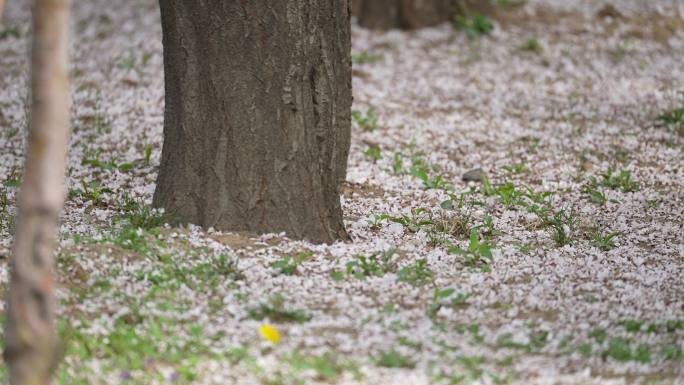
[154,1,352,244]
[0,0,5,19]
[3,0,71,384]
[357,0,495,30]
[359,0,453,30]
[351,0,362,17]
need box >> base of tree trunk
[154,1,352,244]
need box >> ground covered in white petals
[1,1,683,384]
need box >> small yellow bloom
[259,324,281,344]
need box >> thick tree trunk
[357,0,494,30]
[351,0,362,17]
[359,0,453,30]
[3,0,71,384]
[154,1,352,243]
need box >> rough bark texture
[357,0,495,30]
[3,0,71,384]
[154,1,352,244]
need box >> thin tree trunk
[3,0,71,384]
[0,0,5,19]
[154,0,352,243]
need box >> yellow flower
[259,324,281,344]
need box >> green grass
[117,194,167,230]
[364,144,382,162]
[657,107,684,134]
[376,350,416,369]
[271,252,313,276]
[352,50,383,65]
[583,187,609,205]
[448,229,493,270]
[391,147,451,192]
[427,288,472,320]
[454,15,494,38]
[592,230,620,251]
[344,250,397,280]
[397,258,434,286]
[603,338,651,363]
[81,152,135,172]
[68,180,113,206]
[518,38,543,53]
[587,168,640,193]
[248,295,312,323]
[386,208,433,233]
[59,316,208,384]
[496,330,549,353]
[287,352,359,381]
[531,206,577,247]
[662,345,683,360]
[352,108,379,132]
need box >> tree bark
[357,0,495,30]
[3,0,71,384]
[359,0,453,30]
[0,0,5,19]
[351,0,362,17]
[154,1,352,244]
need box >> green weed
[271,252,313,276]
[662,345,683,360]
[364,144,382,162]
[345,250,397,280]
[69,180,113,206]
[532,207,577,247]
[583,187,609,205]
[603,338,651,363]
[448,229,493,269]
[502,162,529,174]
[368,213,390,231]
[376,350,416,369]
[518,38,543,53]
[592,230,620,251]
[397,259,434,286]
[117,194,167,230]
[427,288,472,320]
[248,295,312,323]
[657,107,684,134]
[352,108,379,132]
[387,208,433,233]
[145,144,153,164]
[287,352,359,381]
[82,151,135,172]
[454,15,494,38]
[352,50,383,65]
[588,168,639,193]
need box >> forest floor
[1,0,684,384]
